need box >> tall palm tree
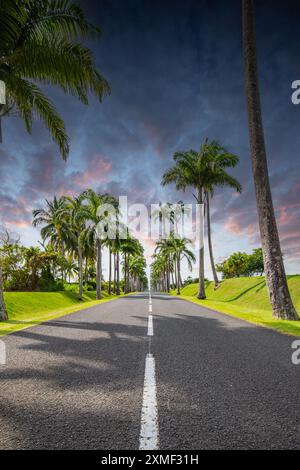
[0,0,109,156]
[202,140,242,288]
[161,146,206,298]
[242,0,298,320]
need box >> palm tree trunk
[174,259,178,290]
[243,0,298,320]
[108,246,112,295]
[0,263,7,321]
[124,254,130,293]
[179,270,183,288]
[171,268,175,290]
[197,188,206,299]
[96,238,102,300]
[113,252,116,293]
[60,243,65,283]
[116,251,120,295]
[176,255,181,295]
[78,239,83,301]
[84,257,88,285]
[206,192,219,288]
[166,257,170,292]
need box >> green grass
[0,290,120,337]
[171,275,300,336]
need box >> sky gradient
[1,0,300,279]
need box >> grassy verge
[171,275,300,337]
[0,290,122,337]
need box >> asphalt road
[0,292,299,450]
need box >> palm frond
[4,75,69,159]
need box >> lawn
[172,275,300,336]
[0,290,120,336]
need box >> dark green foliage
[216,248,264,279]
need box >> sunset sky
[1,0,299,279]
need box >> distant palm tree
[33,196,68,251]
[242,0,298,320]
[64,255,77,284]
[128,255,147,292]
[153,235,195,295]
[82,189,118,300]
[0,0,109,156]
[32,196,69,281]
[64,194,89,300]
[120,235,142,293]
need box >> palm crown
[0,0,110,158]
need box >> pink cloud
[71,155,112,188]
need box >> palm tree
[155,237,174,292]
[0,0,109,155]
[64,194,88,300]
[64,255,77,284]
[168,236,195,295]
[32,196,69,281]
[152,202,175,239]
[202,140,242,288]
[82,189,117,300]
[128,255,147,292]
[151,254,167,292]
[120,235,142,293]
[242,0,298,320]
[162,149,206,298]
[154,235,195,295]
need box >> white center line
[149,303,152,313]
[147,314,153,336]
[139,353,159,450]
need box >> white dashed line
[139,353,159,450]
[147,314,153,336]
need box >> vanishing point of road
[0,293,299,450]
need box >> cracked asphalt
[0,293,299,449]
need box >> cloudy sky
[1,0,300,279]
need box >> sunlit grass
[0,291,119,337]
[172,276,300,336]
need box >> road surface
[0,292,299,450]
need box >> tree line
[0,190,148,320]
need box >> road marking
[139,353,159,450]
[149,304,152,313]
[147,314,153,336]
